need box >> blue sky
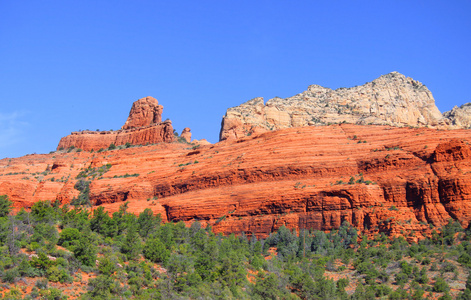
[1,1,470,158]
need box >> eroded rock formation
[443,103,471,129]
[57,97,176,151]
[220,72,466,141]
[122,96,163,130]
[4,73,471,239]
[180,128,191,143]
[3,124,471,240]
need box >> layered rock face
[57,97,175,151]
[122,96,163,130]
[3,124,471,240]
[220,72,463,141]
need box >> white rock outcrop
[220,72,465,141]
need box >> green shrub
[58,227,81,246]
[35,278,48,289]
[144,236,170,264]
[395,272,409,285]
[71,179,91,206]
[31,200,58,222]
[441,261,457,273]
[46,265,69,283]
[2,267,19,283]
[39,288,65,300]
[433,276,450,293]
[72,230,97,267]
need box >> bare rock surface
[181,128,192,143]
[122,96,163,130]
[57,97,179,151]
[443,103,471,129]
[220,72,464,141]
[3,124,471,239]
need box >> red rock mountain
[2,124,471,240]
[2,74,471,239]
[57,97,175,151]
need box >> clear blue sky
[1,1,470,158]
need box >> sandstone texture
[180,128,192,143]
[57,97,176,151]
[443,103,471,129]
[3,124,471,239]
[220,72,466,141]
[122,96,163,130]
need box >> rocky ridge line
[57,96,190,151]
[220,72,471,141]
[2,124,471,240]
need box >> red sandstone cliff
[57,97,176,151]
[2,124,471,240]
[122,96,163,130]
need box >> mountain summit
[220,72,469,141]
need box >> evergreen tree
[0,195,12,217]
[137,208,160,238]
[121,224,142,260]
[144,235,170,264]
[72,228,97,267]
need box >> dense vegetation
[0,194,470,299]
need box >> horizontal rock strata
[57,121,174,151]
[2,124,471,240]
[57,96,177,151]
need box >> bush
[35,278,49,289]
[31,200,58,223]
[253,273,281,300]
[58,227,81,246]
[121,225,142,260]
[422,257,431,265]
[2,267,19,283]
[399,261,413,276]
[144,236,170,264]
[47,265,70,283]
[72,230,97,267]
[433,276,450,293]
[459,253,471,267]
[39,288,65,300]
[441,261,457,273]
[373,284,392,297]
[395,272,409,285]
